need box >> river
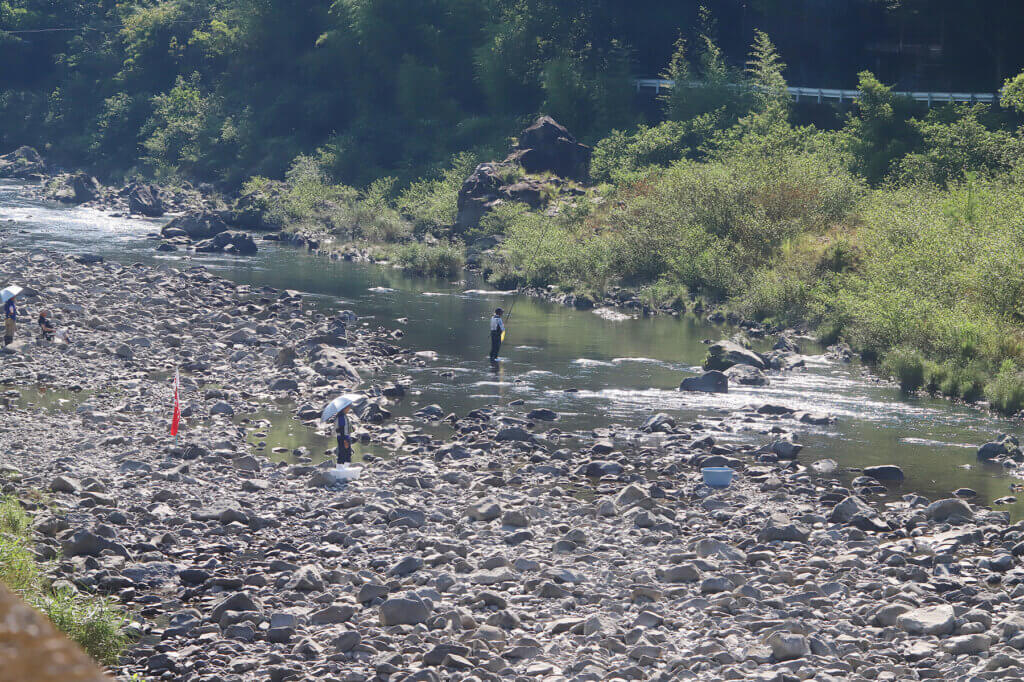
[2,179,1022,517]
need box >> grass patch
[882,348,926,393]
[986,360,1024,415]
[0,496,130,666]
[387,242,465,278]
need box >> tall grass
[0,496,129,666]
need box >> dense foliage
[4,0,1024,185]
[7,2,1024,411]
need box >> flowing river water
[2,179,1023,517]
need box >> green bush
[986,360,1024,414]
[882,348,926,393]
[389,242,465,278]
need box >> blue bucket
[702,466,734,488]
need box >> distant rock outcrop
[455,116,592,230]
[506,116,592,182]
[0,146,45,178]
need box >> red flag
[171,369,180,436]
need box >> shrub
[390,242,464,278]
[986,360,1024,414]
[882,348,926,393]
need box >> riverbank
[1,249,1024,680]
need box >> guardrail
[633,78,998,106]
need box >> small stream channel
[2,179,1023,517]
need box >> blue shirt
[336,413,349,439]
[4,299,16,321]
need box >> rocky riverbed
[2,249,1024,682]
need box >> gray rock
[49,475,81,493]
[287,565,325,592]
[679,371,728,393]
[897,605,956,636]
[661,563,702,583]
[926,498,973,522]
[941,634,990,656]
[309,604,355,625]
[765,631,809,661]
[863,464,905,482]
[379,596,431,626]
[758,514,810,543]
[703,340,767,371]
[467,498,502,522]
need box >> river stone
[771,440,802,459]
[661,563,702,583]
[757,514,811,543]
[864,464,905,482]
[640,413,675,432]
[310,604,355,625]
[211,592,262,623]
[828,496,874,524]
[927,498,974,522]
[898,605,956,636]
[331,630,361,652]
[495,426,533,442]
[526,408,558,421]
[703,340,767,371]
[582,460,622,477]
[268,377,298,391]
[679,371,728,393]
[287,565,325,592]
[942,634,991,656]
[874,603,912,627]
[379,596,431,626]
[694,539,746,563]
[49,475,81,493]
[765,631,809,661]
[467,498,502,521]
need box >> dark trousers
[337,435,352,464]
[489,329,502,360]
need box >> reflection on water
[2,179,1024,517]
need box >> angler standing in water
[489,308,505,361]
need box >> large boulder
[0,146,44,178]
[196,230,258,255]
[128,183,165,217]
[500,180,546,208]
[47,173,101,204]
[162,211,228,240]
[310,346,361,383]
[863,464,905,482]
[679,371,728,393]
[456,163,504,231]
[506,116,591,182]
[703,340,768,371]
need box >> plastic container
[702,466,734,488]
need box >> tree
[843,71,921,184]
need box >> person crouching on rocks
[336,404,354,465]
[37,311,55,343]
[3,293,17,346]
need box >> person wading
[336,404,353,465]
[489,308,505,361]
[4,292,18,346]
